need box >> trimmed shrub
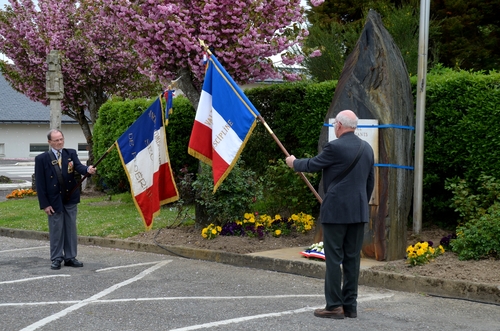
[191,161,263,227]
[446,174,500,260]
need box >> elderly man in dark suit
[35,129,96,270]
[286,110,374,319]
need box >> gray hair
[336,111,358,129]
[47,129,64,141]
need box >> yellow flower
[438,245,445,254]
[416,248,424,256]
[274,229,281,237]
[274,214,282,220]
[211,229,217,235]
[216,226,222,232]
[291,214,299,221]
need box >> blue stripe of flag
[116,98,163,164]
[203,56,260,141]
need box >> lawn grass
[0,193,194,239]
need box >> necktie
[57,151,62,168]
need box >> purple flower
[310,0,325,7]
[309,50,322,58]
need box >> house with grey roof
[0,74,89,160]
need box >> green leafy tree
[303,0,440,81]
[302,19,362,82]
[306,0,500,73]
[431,0,500,71]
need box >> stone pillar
[317,10,414,261]
[46,50,64,130]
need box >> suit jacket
[35,148,89,212]
[293,132,374,224]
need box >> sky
[0,0,9,10]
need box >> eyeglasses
[333,120,342,127]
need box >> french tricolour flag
[188,55,260,192]
[116,97,179,229]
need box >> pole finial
[198,39,212,55]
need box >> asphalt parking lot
[1,236,500,331]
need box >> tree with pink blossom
[104,0,308,108]
[0,0,157,162]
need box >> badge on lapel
[68,160,74,173]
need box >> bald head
[336,110,358,129]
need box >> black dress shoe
[64,258,83,267]
[51,260,61,270]
[344,311,357,318]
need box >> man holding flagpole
[35,129,96,270]
[286,110,374,319]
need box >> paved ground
[1,236,500,331]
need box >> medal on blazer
[68,160,74,173]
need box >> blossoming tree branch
[102,0,310,109]
[0,0,157,162]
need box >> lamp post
[413,0,430,235]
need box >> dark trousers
[323,222,365,312]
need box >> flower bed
[201,212,314,239]
[6,188,37,199]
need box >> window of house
[30,144,49,152]
[0,143,4,157]
[78,143,89,152]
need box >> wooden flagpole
[257,116,322,203]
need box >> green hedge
[421,69,500,226]
[242,80,336,176]
[92,70,500,228]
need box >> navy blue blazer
[35,148,89,212]
[293,132,375,224]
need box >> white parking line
[19,260,172,331]
[99,294,324,303]
[0,274,70,285]
[0,294,323,308]
[169,293,394,331]
[0,300,81,307]
[171,307,320,331]
[96,261,165,272]
[0,246,49,253]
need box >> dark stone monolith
[316,10,414,261]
